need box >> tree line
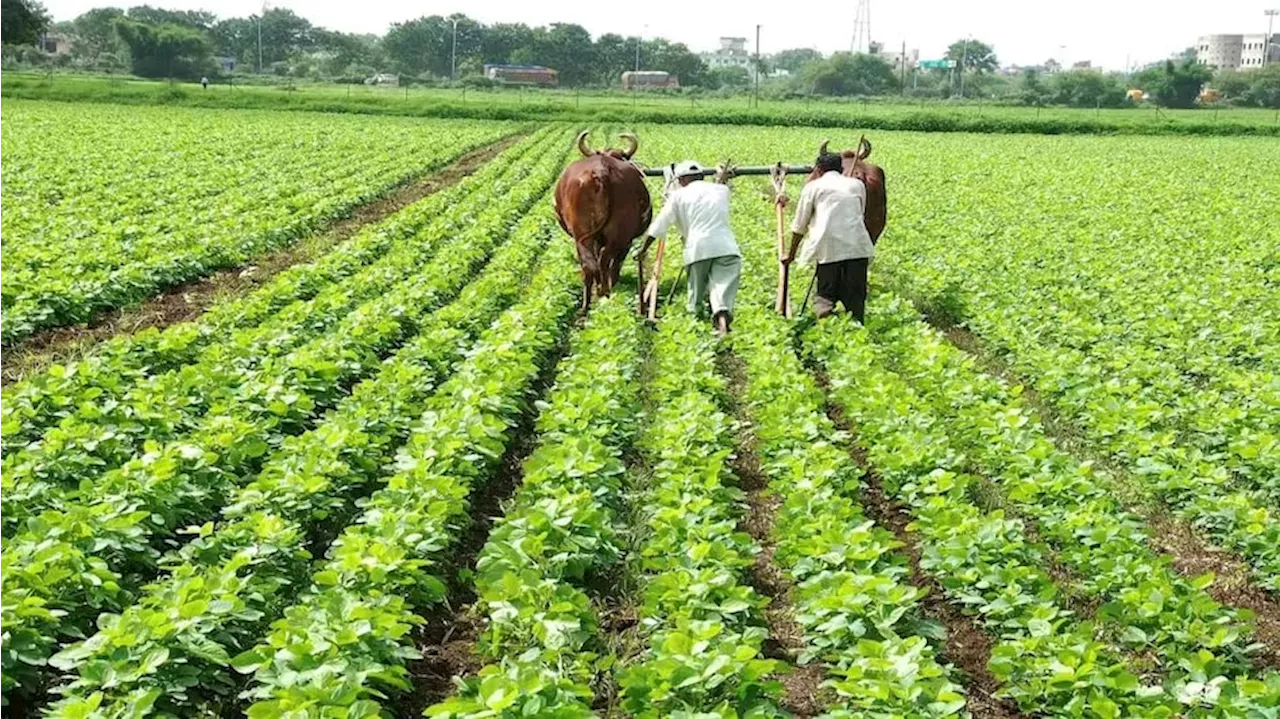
[3,0,1278,107]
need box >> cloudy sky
[42,0,1271,71]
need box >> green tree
[68,7,124,59]
[1018,67,1049,105]
[125,5,214,30]
[114,17,213,78]
[1134,58,1211,108]
[771,47,822,74]
[805,52,897,96]
[642,37,707,87]
[481,22,534,64]
[709,65,750,88]
[594,32,635,84]
[383,15,452,76]
[1243,64,1280,108]
[1050,69,1126,107]
[946,38,997,73]
[2,0,51,45]
[530,23,596,85]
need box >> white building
[876,47,920,72]
[1196,33,1279,70]
[702,36,754,73]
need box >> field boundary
[5,79,1278,137]
[0,133,525,385]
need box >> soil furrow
[2,133,525,385]
[397,315,577,718]
[718,349,831,718]
[816,371,1026,719]
[936,323,1280,667]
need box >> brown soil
[717,349,835,717]
[397,317,576,716]
[1146,515,1280,670]
[816,372,1025,719]
[2,134,525,386]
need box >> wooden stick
[770,164,792,318]
[645,235,667,322]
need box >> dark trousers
[815,258,869,323]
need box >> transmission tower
[850,0,872,54]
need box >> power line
[851,0,871,54]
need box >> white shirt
[791,171,875,266]
[645,181,741,266]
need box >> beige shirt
[791,171,875,266]
[646,181,741,266]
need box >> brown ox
[807,136,887,243]
[554,131,653,310]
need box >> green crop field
[1,102,1278,718]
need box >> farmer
[201,76,209,90]
[783,151,876,322]
[636,160,741,334]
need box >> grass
[5,71,1278,136]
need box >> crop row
[862,296,1269,677]
[730,306,968,717]
[1,99,520,342]
[427,295,644,718]
[0,126,551,456]
[700,181,967,717]
[35,213,577,716]
[617,312,783,717]
[876,135,1278,505]
[0,124,555,458]
[0,142,568,705]
[224,240,580,717]
[806,316,1181,715]
[0,129,566,536]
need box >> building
[1072,60,1092,69]
[37,33,70,55]
[875,47,920,72]
[483,64,559,87]
[1196,34,1279,70]
[622,71,680,89]
[701,36,755,76]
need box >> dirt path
[718,350,831,717]
[2,134,525,386]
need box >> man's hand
[780,253,793,266]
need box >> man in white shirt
[636,160,741,334]
[783,152,877,322]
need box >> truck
[621,71,680,90]
[484,64,559,87]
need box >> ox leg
[575,238,599,311]
[594,243,612,298]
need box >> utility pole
[1266,10,1278,66]
[635,34,641,72]
[256,1,267,74]
[958,36,970,97]
[754,24,761,109]
[451,18,459,81]
[900,39,907,94]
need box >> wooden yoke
[770,163,792,318]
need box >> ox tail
[573,170,612,249]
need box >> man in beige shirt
[783,152,876,322]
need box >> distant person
[201,76,209,90]
[636,160,740,334]
[783,151,875,323]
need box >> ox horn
[576,130,594,157]
[818,139,830,155]
[619,132,639,159]
[857,134,872,160]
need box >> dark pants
[815,258,869,323]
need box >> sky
[42,0,1272,72]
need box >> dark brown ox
[807,136,887,243]
[554,131,653,310]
